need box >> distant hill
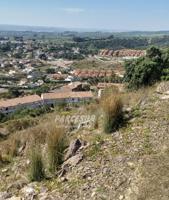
[0,24,68,32]
[1,25,169,37]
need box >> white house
[0,95,42,114]
[41,91,93,107]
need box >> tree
[8,88,23,98]
[124,47,164,89]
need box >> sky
[0,0,169,31]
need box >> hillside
[0,82,169,199]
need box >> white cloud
[61,8,85,14]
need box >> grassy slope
[0,85,169,199]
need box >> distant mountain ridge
[0,24,169,35]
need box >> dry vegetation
[29,145,45,182]
[101,93,123,133]
[0,83,168,199]
[47,125,67,173]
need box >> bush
[101,94,123,133]
[29,146,45,182]
[124,46,169,89]
[8,138,20,157]
[47,125,66,173]
[6,118,38,133]
[0,112,7,123]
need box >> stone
[65,139,82,160]
[20,186,37,199]
[0,192,12,200]
[64,153,83,167]
[156,81,169,94]
[18,142,26,155]
[7,197,21,200]
[160,95,169,100]
[2,168,8,173]
[119,195,124,200]
[60,177,68,182]
[7,179,28,192]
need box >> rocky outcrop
[64,139,82,161]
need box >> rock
[17,142,26,155]
[58,164,69,177]
[7,197,21,200]
[59,153,84,177]
[127,162,135,169]
[1,168,8,173]
[65,139,82,160]
[160,95,169,100]
[7,178,28,192]
[91,191,96,197]
[0,192,12,200]
[20,186,37,199]
[59,177,68,182]
[156,81,169,94]
[119,195,124,200]
[64,153,83,167]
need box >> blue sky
[0,0,169,31]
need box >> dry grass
[5,118,38,133]
[122,86,155,108]
[7,138,20,157]
[46,124,67,173]
[0,152,3,164]
[29,145,45,182]
[101,93,123,133]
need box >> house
[72,69,114,80]
[61,82,83,92]
[0,95,42,114]
[41,91,93,106]
[0,91,94,114]
[99,49,146,58]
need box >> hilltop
[0,82,169,199]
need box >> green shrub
[101,94,123,133]
[29,146,45,182]
[47,125,66,173]
[124,46,169,89]
[0,112,7,123]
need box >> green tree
[124,47,164,89]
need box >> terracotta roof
[73,69,114,78]
[99,49,146,57]
[0,95,42,109]
[42,91,93,100]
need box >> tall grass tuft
[29,146,45,182]
[46,125,66,174]
[101,94,123,133]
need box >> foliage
[124,46,169,89]
[101,94,123,133]
[8,88,24,98]
[0,112,7,123]
[6,118,38,133]
[0,106,52,124]
[33,85,50,95]
[47,125,67,173]
[46,68,55,74]
[29,146,45,182]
